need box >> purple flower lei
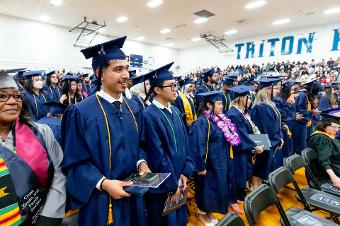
[204,110,241,146]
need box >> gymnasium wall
[0,14,179,74]
[177,22,340,74]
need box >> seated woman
[308,109,340,188]
[0,69,66,226]
[189,91,241,226]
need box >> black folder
[248,134,272,151]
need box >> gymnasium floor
[187,169,330,226]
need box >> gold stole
[307,100,312,126]
[311,130,335,139]
[179,92,196,126]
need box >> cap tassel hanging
[107,198,113,225]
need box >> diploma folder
[248,134,272,151]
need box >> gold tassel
[287,128,292,138]
[107,200,113,225]
[230,145,234,159]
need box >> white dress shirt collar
[97,90,123,103]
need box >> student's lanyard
[95,93,138,225]
[154,105,182,152]
[137,96,145,109]
[223,92,230,111]
[33,93,46,116]
[203,84,211,92]
[49,86,61,99]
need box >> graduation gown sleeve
[188,117,208,172]
[61,106,104,208]
[295,92,312,124]
[250,103,282,147]
[318,95,332,111]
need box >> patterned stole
[0,155,23,226]
[0,120,54,225]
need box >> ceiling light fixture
[272,18,290,25]
[98,28,106,33]
[166,43,174,47]
[191,37,201,42]
[193,17,208,24]
[116,16,128,23]
[137,36,145,41]
[224,29,238,35]
[147,0,163,8]
[160,28,171,34]
[324,7,340,15]
[245,0,267,9]
[40,15,50,22]
[49,0,63,6]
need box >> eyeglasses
[160,83,177,91]
[0,93,24,102]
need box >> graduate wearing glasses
[142,63,195,226]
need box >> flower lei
[204,110,241,146]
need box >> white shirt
[152,98,172,113]
[95,89,146,190]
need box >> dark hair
[19,95,34,125]
[62,81,79,96]
[316,120,332,132]
[46,74,58,87]
[24,78,34,93]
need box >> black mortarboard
[196,91,223,103]
[258,78,282,89]
[142,62,174,89]
[44,101,67,115]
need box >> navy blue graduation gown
[85,83,93,95]
[227,107,256,199]
[250,103,283,180]
[23,90,48,121]
[222,91,232,114]
[189,115,235,213]
[318,95,332,111]
[131,94,146,111]
[61,94,147,226]
[291,91,312,154]
[37,117,62,146]
[142,104,194,226]
[44,85,62,102]
[172,94,196,130]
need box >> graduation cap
[184,78,194,85]
[44,101,67,116]
[142,62,174,90]
[129,70,137,79]
[46,71,56,77]
[228,85,253,98]
[202,68,216,79]
[15,70,28,79]
[321,108,340,124]
[223,77,236,85]
[258,78,282,89]
[81,36,127,90]
[215,66,222,73]
[62,73,79,81]
[196,90,223,103]
[22,70,46,79]
[0,68,25,89]
[131,74,149,86]
[301,78,321,93]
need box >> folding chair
[244,184,291,226]
[285,154,340,223]
[215,211,246,226]
[268,166,338,226]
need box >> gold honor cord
[95,93,138,224]
[204,115,211,163]
[33,93,47,116]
